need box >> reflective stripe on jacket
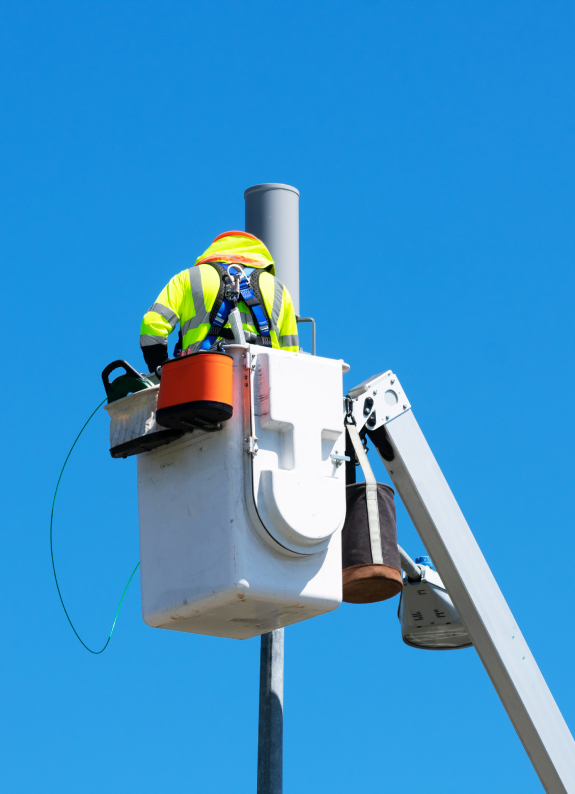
[140,232,299,354]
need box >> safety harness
[200,263,273,351]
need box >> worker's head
[194,231,275,275]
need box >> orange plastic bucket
[156,351,233,431]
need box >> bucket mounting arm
[345,370,575,794]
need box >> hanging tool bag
[156,349,234,432]
[341,424,402,603]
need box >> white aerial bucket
[130,344,347,639]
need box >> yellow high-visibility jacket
[140,231,299,370]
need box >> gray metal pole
[257,630,284,794]
[244,183,300,314]
[245,182,299,794]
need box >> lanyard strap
[346,424,384,565]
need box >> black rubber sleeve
[142,343,169,373]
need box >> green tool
[101,359,153,404]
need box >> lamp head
[398,565,472,651]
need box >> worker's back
[140,231,299,372]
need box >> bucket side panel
[137,422,244,624]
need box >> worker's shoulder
[183,264,221,286]
[259,270,284,290]
[259,271,292,303]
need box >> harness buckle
[223,264,247,302]
[224,275,240,300]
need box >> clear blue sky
[2,1,574,791]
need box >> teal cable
[50,397,140,654]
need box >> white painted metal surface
[251,349,346,554]
[135,345,345,640]
[348,370,575,794]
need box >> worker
[140,231,299,372]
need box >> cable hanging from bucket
[50,397,140,655]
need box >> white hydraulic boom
[346,370,575,794]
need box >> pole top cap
[244,183,300,198]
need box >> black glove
[142,343,169,373]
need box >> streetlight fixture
[398,548,472,651]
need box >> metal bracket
[296,316,316,356]
[346,370,411,432]
[246,435,259,456]
[330,451,350,467]
[243,348,259,456]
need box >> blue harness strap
[200,266,272,350]
[239,269,270,337]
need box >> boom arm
[346,370,575,794]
